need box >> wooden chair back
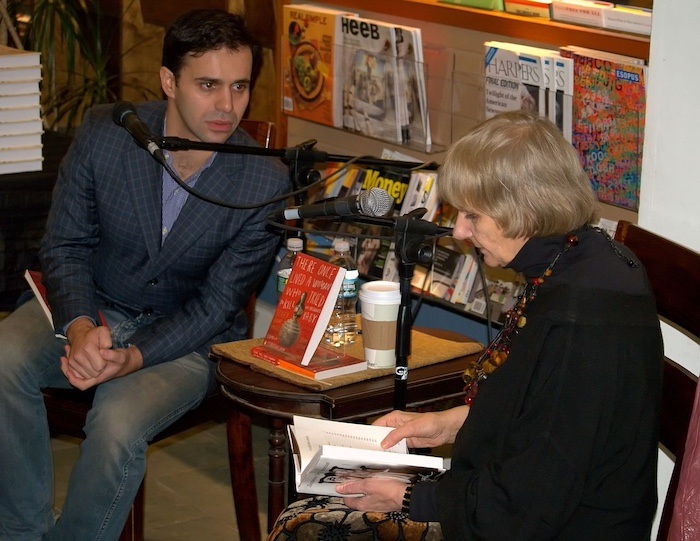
[43,118,275,541]
[614,220,700,541]
[239,118,276,150]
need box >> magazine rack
[282,39,471,154]
[283,38,645,211]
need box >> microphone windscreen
[360,188,394,217]
[112,101,136,126]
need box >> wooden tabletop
[213,328,478,421]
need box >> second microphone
[283,188,395,220]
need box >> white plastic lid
[334,240,350,253]
[286,238,303,251]
[359,281,401,304]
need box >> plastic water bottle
[324,239,359,347]
[276,237,304,299]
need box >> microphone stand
[159,134,436,216]
[339,211,444,410]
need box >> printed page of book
[289,415,444,497]
[292,416,406,466]
[299,444,445,497]
[0,44,42,68]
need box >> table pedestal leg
[227,409,261,541]
[268,417,287,532]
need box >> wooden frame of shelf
[302,0,649,59]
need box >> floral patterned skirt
[268,496,443,541]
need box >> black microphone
[112,101,166,165]
[283,187,394,220]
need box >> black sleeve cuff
[408,481,441,522]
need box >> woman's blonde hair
[438,111,598,238]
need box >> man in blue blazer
[0,10,290,540]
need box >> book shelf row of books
[281,4,432,151]
[0,44,43,176]
[302,153,526,326]
[484,41,646,211]
[440,0,651,36]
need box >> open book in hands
[289,415,445,497]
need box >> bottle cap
[286,238,303,251]
[334,240,350,253]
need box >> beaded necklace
[463,233,580,406]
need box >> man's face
[160,46,253,144]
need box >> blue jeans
[0,298,217,540]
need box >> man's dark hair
[162,9,262,83]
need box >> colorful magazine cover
[281,5,354,127]
[340,16,402,143]
[562,47,646,210]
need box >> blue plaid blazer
[40,101,290,366]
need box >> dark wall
[0,131,72,311]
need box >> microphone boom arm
[160,131,446,409]
[158,136,438,171]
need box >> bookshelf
[273,0,646,335]
[297,0,649,58]
[273,0,651,146]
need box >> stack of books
[439,0,505,9]
[0,44,43,175]
[550,0,651,35]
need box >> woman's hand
[336,479,406,513]
[374,406,470,449]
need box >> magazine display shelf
[282,40,478,154]
[275,0,650,147]
[277,0,648,334]
[303,228,520,329]
[278,0,650,60]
